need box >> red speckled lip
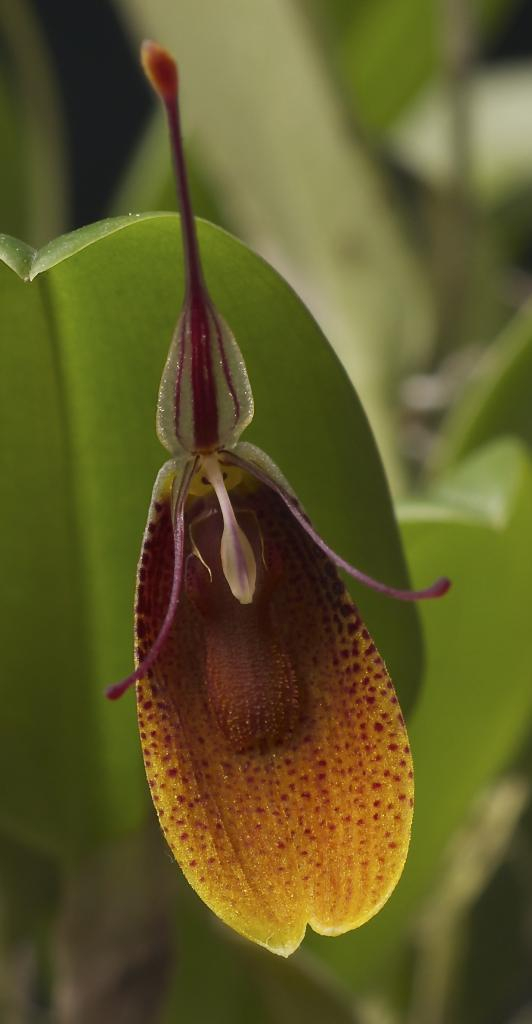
[133,470,414,955]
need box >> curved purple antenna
[223,449,451,602]
[106,458,196,700]
[106,507,186,700]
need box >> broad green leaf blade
[113,0,434,484]
[435,297,532,469]
[0,258,135,859]
[110,115,224,229]
[28,214,167,278]
[0,232,35,278]
[305,439,532,990]
[1,214,423,861]
[332,0,513,132]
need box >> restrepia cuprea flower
[107,41,450,956]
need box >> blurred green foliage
[1,0,532,1021]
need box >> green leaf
[1,213,422,860]
[435,296,532,470]
[0,232,35,278]
[305,439,532,992]
[0,252,125,859]
[110,114,224,229]
[310,0,515,132]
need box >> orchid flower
[107,41,450,956]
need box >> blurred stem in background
[52,828,174,1024]
[407,776,529,1024]
[436,0,477,356]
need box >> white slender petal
[202,454,256,604]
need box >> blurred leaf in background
[0,0,68,245]
[304,0,515,132]
[435,295,532,467]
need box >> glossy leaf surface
[0,213,422,860]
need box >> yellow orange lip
[134,467,413,955]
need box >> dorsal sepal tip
[140,40,178,103]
